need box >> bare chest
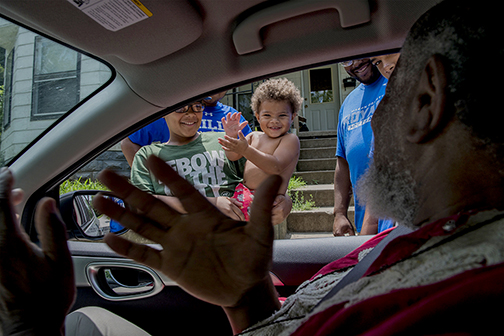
[249,132,282,154]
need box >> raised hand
[93,155,281,312]
[0,169,75,335]
[221,112,248,139]
[218,131,249,156]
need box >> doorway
[302,65,340,132]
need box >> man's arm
[121,137,141,167]
[360,208,379,235]
[333,157,355,236]
[94,156,282,333]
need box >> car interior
[0,0,441,334]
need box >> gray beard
[356,159,419,229]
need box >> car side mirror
[60,190,127,240]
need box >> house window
[222,84,255,126]
[2,48,14,128]
[309,68,333,104]
[32,36,81,119]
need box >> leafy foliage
[287,176,316,211]
[59,177,109,195]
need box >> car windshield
[0,16,112,166]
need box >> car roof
[0,0,441,209]
[0,0,440,108]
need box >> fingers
[238,121,248,131]
[0,168,18,235]
[222,135,240,145]
[93,193,169,242]
[97,169,180,228]
[147,155,215,214]
[34,198,72,266]
[0,168,14,198]
[334,223,355,236]
[272,194,284,206]
[231,203,245,221]
[11,188,24,206]
[222,112,242,124]
[222,112,235,124]
[227,197,243,208]
[347,227,356,236]
[237,131,246,142]
[246,175,282,241]
[218,136,241,152]
[104,233,163,271]
[218,137,232,149]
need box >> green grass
[288,176,317,211]
[59,177,109,194]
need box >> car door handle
[233,0,370,55]
[86,262,165,301]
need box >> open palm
[94,155,281,307]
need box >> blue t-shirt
[129,102,252,146]
[336,75,388,232]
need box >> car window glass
[72,60,373,241]
[0,16,112,166]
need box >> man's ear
[406,54,449,144]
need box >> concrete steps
[292,170,334,185]
[278,131,355,239]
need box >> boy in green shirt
[131,101,246,220]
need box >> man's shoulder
[137,118,168,133]
[218,102,238,113]
[129,118,169,145]
[207,102,238,115]
[364,75,388,93]
[341,84,364,106]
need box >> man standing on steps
[333,59,387,236]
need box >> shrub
[60,177,109,194]
[287,176,316,211]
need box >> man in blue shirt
[121,91,252,166]
[333,59,388,236]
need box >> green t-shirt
[131,132,244,198]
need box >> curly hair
[251,78,303,115]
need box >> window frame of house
[2,47,14,129]
[309,67,334,104]
[31,35,81,120]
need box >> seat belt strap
[313,225,412,309]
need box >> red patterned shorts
[232,183,255,221]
